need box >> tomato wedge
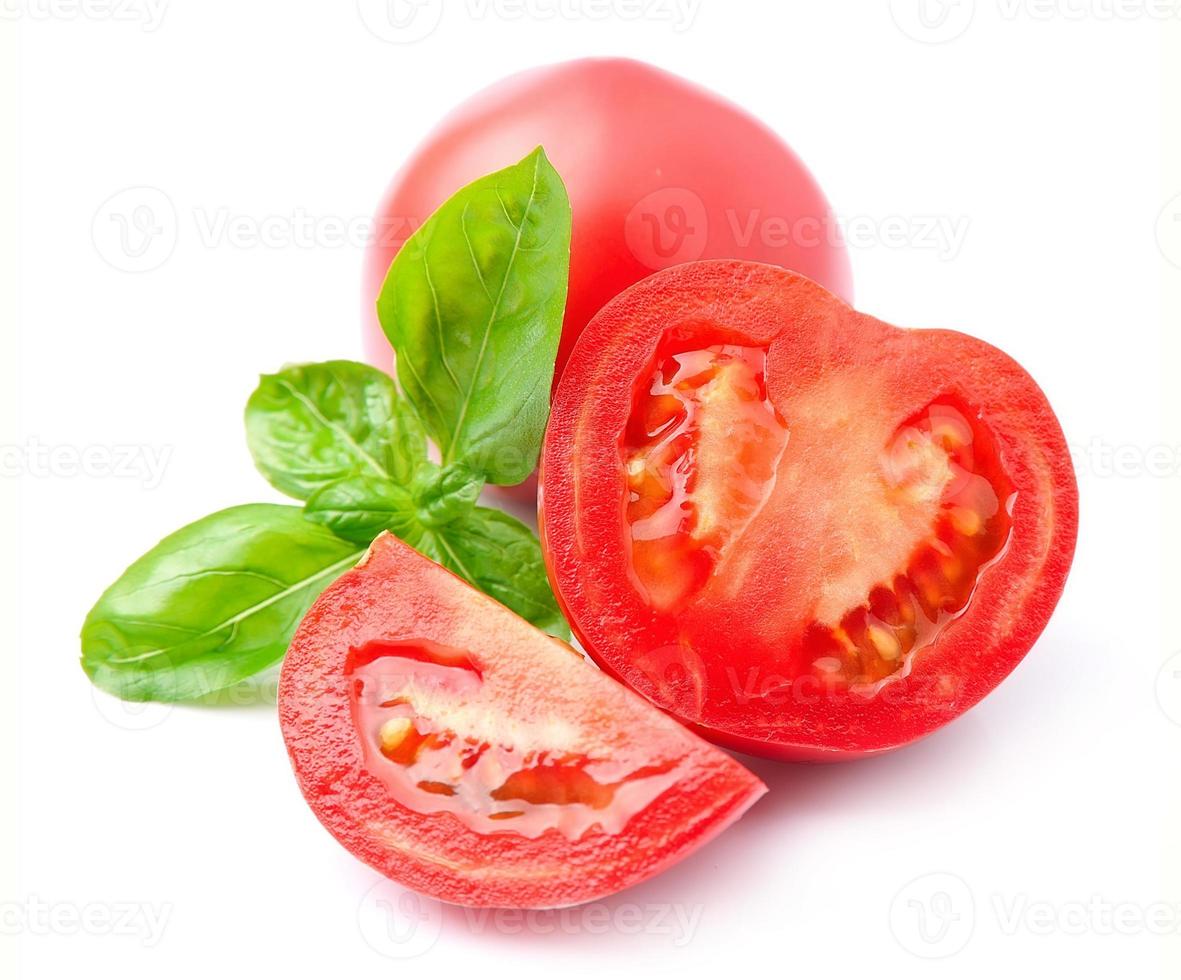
[279,532,765,908]
[540,260,1078,762]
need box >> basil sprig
[81,148,572,703]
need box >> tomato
[540,260,1078,762]
[278,532,765,908]
[362,58,851,384]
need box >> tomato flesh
[625,343,788,611]
[795,398,1015,689]
[348,639,685,840]
[279,533,765,907]
[626,352,1015,691]
[541,260,1078,760]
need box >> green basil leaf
[411,462,483,528]
[304,463,483,545]
[376,147,571,485]
[245,360,426,500]
[415,507,569,638]
[303,475,417,545]
[80,505,363,702]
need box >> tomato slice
[540,260,1078,761]
[279,533,765,908]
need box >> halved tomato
[540,260,1078,762]
[278,532,765,908]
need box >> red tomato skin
[539,260,1079,762]
[279,533,765,909]
[361,58,852,382]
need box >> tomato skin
[539,260,1079,762]
[279,533,764,908]
[362,58,851,382]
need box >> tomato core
[348,640,684,840]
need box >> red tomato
[540,260,1078,762]
[279,532,765,908]
[362,58,851,382]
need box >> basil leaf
[377,147,571,485]
[80,505,363,702]
[411,462,483,528]
[245,360,426,500]
[303,475,417,545]
[416,507,569,638]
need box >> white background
[5,2,1180,977]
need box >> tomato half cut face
[540,260,1078,761]
[279,533,764,908]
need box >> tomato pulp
[362,58,851,383]
[540,261,1078,761]
[279,533,765,908]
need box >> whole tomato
[362,58,852,383]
